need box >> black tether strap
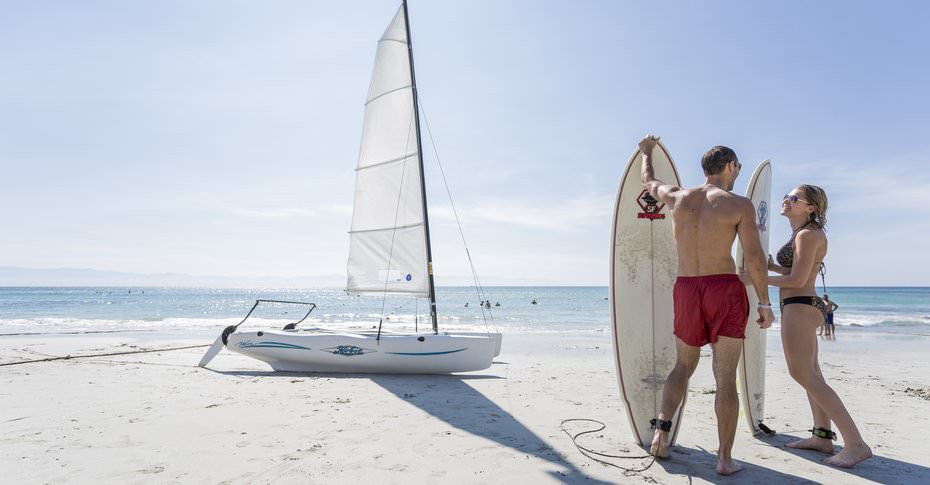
[560,419,658,473]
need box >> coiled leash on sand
[560,418,658,473]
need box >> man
[639,135,774,476]
[823,294,839,337]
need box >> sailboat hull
[226,330,501,374]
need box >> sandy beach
[2,331,928,484]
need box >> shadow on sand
[654,443,816,484]
[766,433,930,483]
[370,373,616,484]
[207,367,611,484]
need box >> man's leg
[651,338,700,457]
[711,336,743,475]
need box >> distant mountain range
[0,266,345,288]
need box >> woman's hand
[767,254,777,271]
[737,266,752,286]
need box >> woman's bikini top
[776,222,827,286]
[776,221,817,268]
[776,240,795,268]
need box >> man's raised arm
[639,134,680,207]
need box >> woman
[767,185,871,468]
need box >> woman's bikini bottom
[780,296,826,316]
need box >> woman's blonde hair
[799,184,828,228]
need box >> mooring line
[0,344,209,367]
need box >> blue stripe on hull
[238,342,311,350]
[385,348,467,356]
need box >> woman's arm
[767,254,790,275]
[769,229,824,289]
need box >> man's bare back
[637,135,766,292]
[668,185,752,277]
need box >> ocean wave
[833,312,930,328]
[0,316,609,336]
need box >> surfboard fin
[758,422,775,435]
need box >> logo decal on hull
[636,190,666,220]
[757,201,768,231]
[323,345,376,357]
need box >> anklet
[811,427,837,440]
[650,418,672,432]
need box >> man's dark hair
[701,146,737,175]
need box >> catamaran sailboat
[198,2,501,374]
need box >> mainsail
[347,5,429,297]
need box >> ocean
[1,286,928,337]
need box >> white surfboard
[735,160,772,435]
[610,139,685,447]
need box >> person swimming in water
[767,185,870,468]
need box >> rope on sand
[0,329,159,337]
[0,344,209,367]
[560,418,658,473]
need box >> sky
[1,0,929,287]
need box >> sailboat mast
[402,0,439,333]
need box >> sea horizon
[2,286,928,338]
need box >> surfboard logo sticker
[757,201,768,231]
[636,190,666,220]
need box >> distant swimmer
[495,302,500,307]
[531,299,537,305]
[484,301,491,309]
[464,302,469,307]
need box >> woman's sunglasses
[783,194,809,204]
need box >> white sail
[347,5,429,297]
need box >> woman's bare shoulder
[796,227,827,245]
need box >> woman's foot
[825,443,872,468]
[785,436,835,453]
[716,458,743,476]
[649,430,670,458]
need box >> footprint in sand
[138,465,165,474]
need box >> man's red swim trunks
[673,274,749,347]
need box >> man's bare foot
[824,443,872,468]
[649,429,670,458]
[785,436,835,453]
[716,458,743,476]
